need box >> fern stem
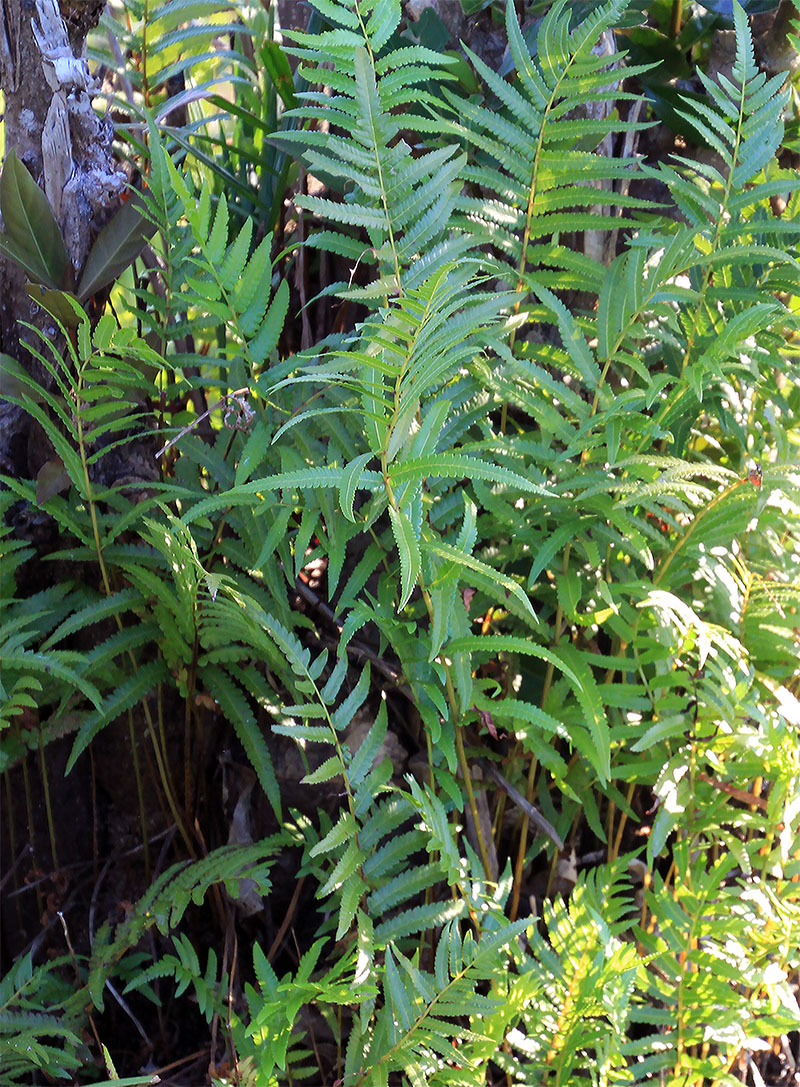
[453,711,493,878]
[76,416,113,602]
[73,343,195,859]
[267,875,305,963]
[545,942,591,1082]
[18,733,45,920]
[58,911,106,1062]
[140,0,150,108]
[653,478,745,588]
[514,100,551,309]
[510,544,571,920]
[128,709,151,885]
[37,734,59,872]
[154,683,197,859]
[380,443,492,878]
[610,780,635,862]
[384,279,440,457]
[353,0,404,296]
[606,799,616,865]
[418,729,439,965]
[502,57,560,433]
[509,749,539,923]
[492,787,507,846]
[511,9,596,335]
[298,667,371,927]
[669,0,683,39]
[354,945,503,1087]
[418,580,494,879]
[184,624,200,821]
[675,873,717,1076]
[639,866,652,934]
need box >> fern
[636,847,800,1082]
[491,862,642,1085]
[231,938,360,1086]
[279,0,471,295]
[125,933,227,1021]
[245,611,545,1082]
[0,953,89,1083]
[88,840,283,1010]
[438,0,652,296]
[134,129,288,389]
[345,916,533,1086]
[3,0,800,1082]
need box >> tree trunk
[0,0,122,481]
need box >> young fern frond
[125,933,226,1021]
[495,862,641,1085]
[233,937,362,1084]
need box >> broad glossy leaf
[260,40,298,109]
[0,150,70,289]
[76,195,157,301]
[26,284,82,327]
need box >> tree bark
[0,0,122,479]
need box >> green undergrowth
[1,0,800,1084]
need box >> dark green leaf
[76,194,157,301]
[0,150,70,289]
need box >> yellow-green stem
[37,736,59,871]
[155,684,196,858]
[76,364,190,860]
[454,716,493,878]
[422,586,493,879]
[669,0,683,39]
[611,781,635,862]
[510,544,571,920]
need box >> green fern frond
[88,841,282,1011]
[440,0,647,305]
[280,0,467,293]
[0,953,90,1083]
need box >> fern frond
[88,841,282,1010]
[440,0,647,306]
[280,0,467,293]
[0,954,88,1084]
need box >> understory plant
[1,0,799,1084]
